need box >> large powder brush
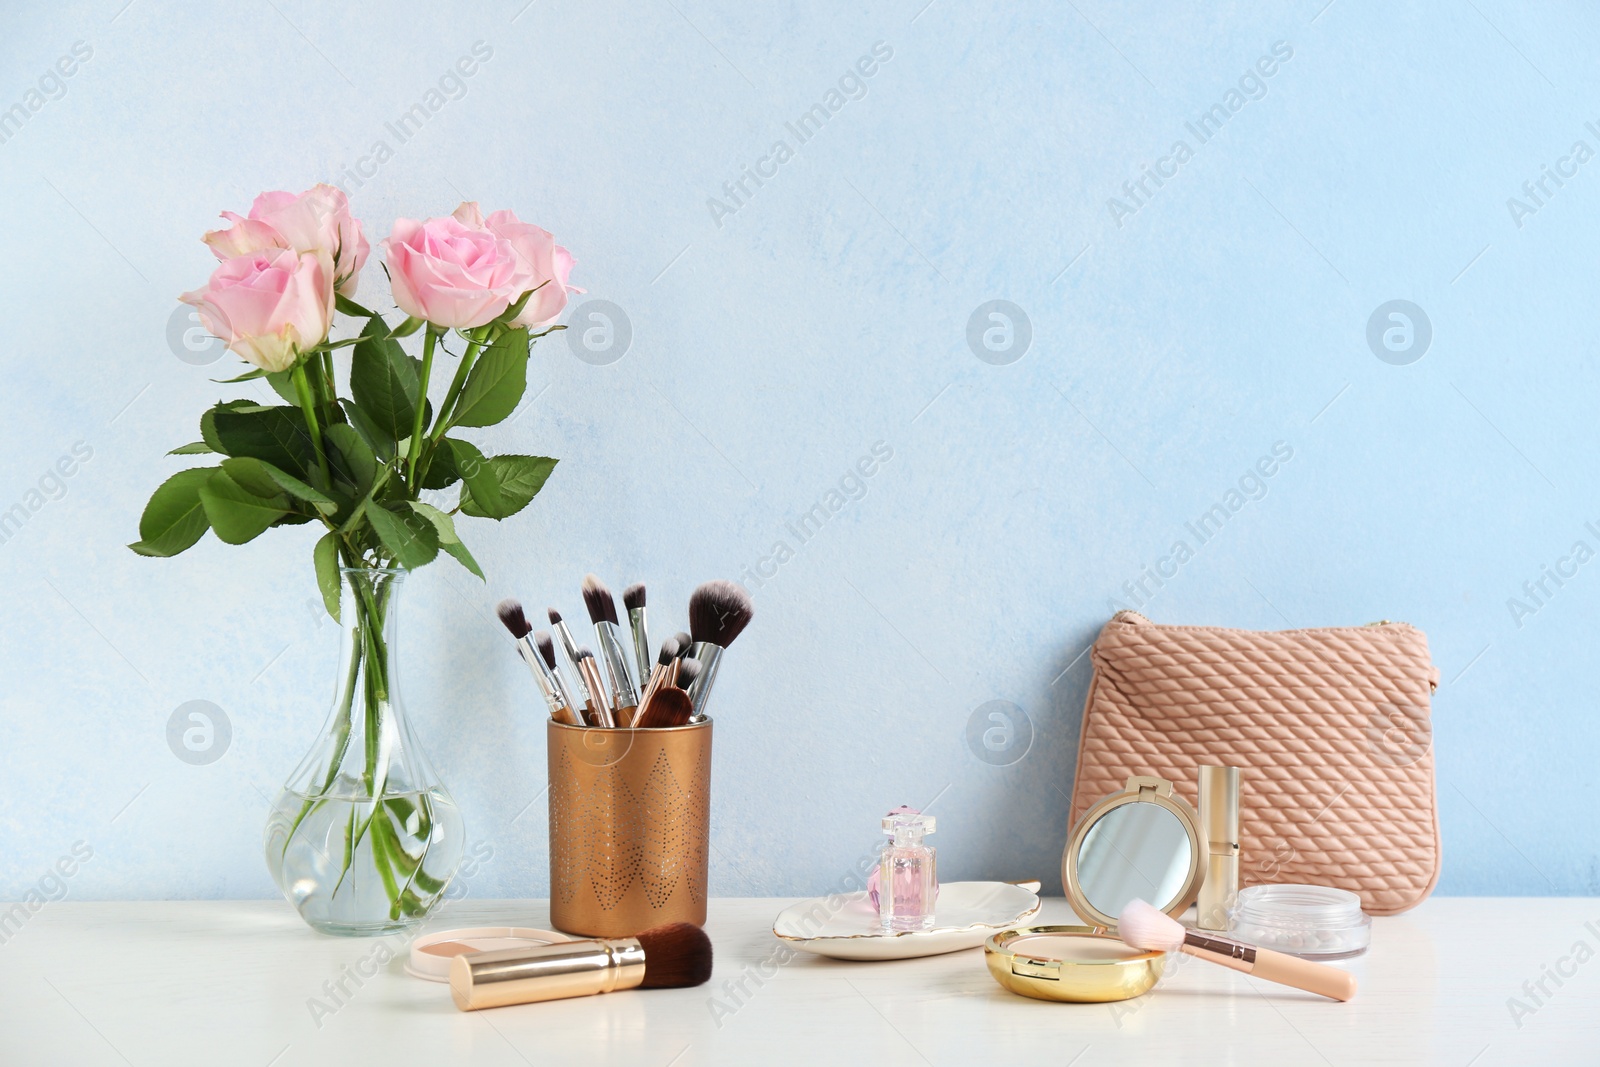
[451,922,713,1011]
[685,580,753,715]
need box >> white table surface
[1,896,1595,1065]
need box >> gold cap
[1198,765,1240,845]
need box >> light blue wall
[1,0,1595,903]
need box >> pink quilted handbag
[1071,611,1441,915]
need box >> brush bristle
[623,583,647,611]
[582,574,619,625]
[657,637,681,664]
[670,631,692,657]
[674,657,703,689]
[495,599,531,639]
[546,607,563,625]
[688,580,753,647]
[1117,899,1185,953]
[534,631,557,669]
[575,646,595,661]
[635,922,713,988]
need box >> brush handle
[594,620,641,711]
[451,938,645,1010]
[514,641,567,720]
[1248,947,1357,1002]
[553,621,592,707]
[576,657,614,728]
[685,642,724,715]
[627,607,651,692]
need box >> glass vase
[264,567,464,936]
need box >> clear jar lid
[1228,884,1371,960]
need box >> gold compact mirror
[1062,775,1207,930]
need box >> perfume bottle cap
[881,807,935,839]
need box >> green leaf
[450,327,529,428]
[408,501,483,578]
[212,368,268,384]
[390,316,424,338]
[351,320,426,444]
[408,501,459,543]
[198,469,290,545]
[418,438,460,490]
[167,441,215,455]
[458,455,558,520]
[200,399,258,453]
[264,369,301,406]
[325,423,376,496]
[128,467,216,557]
[335,293,375,318]
[341,400,397,463]
[447,439,502,516]
[205,402,314,476]
[366,503,439,569]
[314,532,342,621]
[440,538,483,579]
[220,457,338,516]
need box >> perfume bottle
[877,808,938,932]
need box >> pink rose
[382,202,578,330]
[179,249,333,373]
[203,184,369,296]
[482,208,580,329]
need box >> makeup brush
[623,582,651,691]
[451,922,713,1011]
[547,607,592,709]
[495,600,578,725]
[582,574,641,720]
[657,630,692,688]
[1117,899,1357,1002]
[573,647,614,728]
[534,630,583,726]
[638,636,682,713]
[686,580,754,715]
[635,658,702,729]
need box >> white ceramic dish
[772,880,1042,961]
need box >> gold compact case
[985,775,1207,1004]
[985,926,1165,1002]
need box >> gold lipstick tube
[450,938,647,1010]
[1197,765,1240,931]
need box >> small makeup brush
[495,600,577,725]
[573,647,614,728]
[451,922,713,1011]
[1117,899,1357,1002]
[534,630,582,726]
[686,580,754,715]
[582,574,641,719]
[638,636,682,713]
[636,658,702,729]
[622,582,651,691]
[547,607,592,709]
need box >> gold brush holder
[547,718,712,937]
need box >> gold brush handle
[1250,947,1357,1002]
[451,940,646,1010]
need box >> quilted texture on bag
[1070,612,1440,915]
